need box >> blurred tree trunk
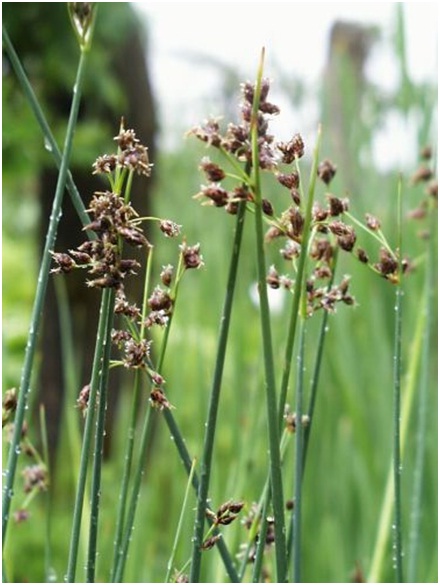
[3,3,158,464]
[322,21,377,194]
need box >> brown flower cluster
[407,145,437,240]
[190,78,306,214]
[51,128,152,290]
[2,391,49,523]
[201,500,244,551]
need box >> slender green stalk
[367,293,426,582]
[407,201,437,581]
[301,253,338,472]
[2,42,91,551]
[292,321,306,582]
[278,128,322,427]
[392,179,404,583]
[250,49,287,583]
[112,405,152,582]
[251,507,270,583]
[66,287,114,582]
[189,196,248,582]
[1,27,93,238]
[165,459,197,582]
[236,428,290,581]
[162,406,240,584]
[54,276,91,561]
[109,245,241,582]
[109,371,142,581]
[110,248,154,581]
[87,289,116,582]
[40,406,55,583]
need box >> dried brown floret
[410,165,433,185]
[317,159,337,185]
[276,172,300,189]
[22,464,48,493]
[277,133,305,163]
[150,388,173,410]
[262,199,274,216]
[160,264,174,287]
[357,248,369,264]
[195,184,229,207]
[123,338,151,369]
[159,220,182,238]
[365,213,381,231]
[50,252,76,274]
[148,286,173,312]
[266,265,280,289]
[77,384,90,415]
[374,248,398,278]
[199,157,226,182]
[201,534,222,551]
[180,242,204,269]
[327,194,348,216]
[188,117,222,148]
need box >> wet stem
[249,48,287,583]
[392,179,404,583]
[66,287,115,582]
[87,288,117,582]
[407,198,437,581]
[189,195,248,582]
[110,244,154,582]
[1,36,92,561]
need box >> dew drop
[47,567,57,582]
[44,137,53,153]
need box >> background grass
[2,5,437,583]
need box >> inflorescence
[189,77,425,318]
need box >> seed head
[365,213,381,231]
[159,220,182,238]
[277,133,305,163]
[317,159,337,185]
[180,242,204,270]
[199,157,226,182]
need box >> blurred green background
[2,3,437,583]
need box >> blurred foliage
[2,3,144,174]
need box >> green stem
[54,276,91,565]
[392,180,404,583]
[161,381,240,582]
[292,321,306,582]
[2,44,90,551]
[407,201,437,581]
[112,405,152,583]
[66,287,114,582]
[87,289,116,582]
[250,49,287,583]
[110,248,154,581]
[1,27,93,238]
[301,253,338,472]
[165,460,197,582]
[238,430,291,582]
[189,196,248,582]
[278,128,322,428]
[251,508,269,583]
[367,293,426,582]
[109,371,142,582]
[40,406,54,583]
